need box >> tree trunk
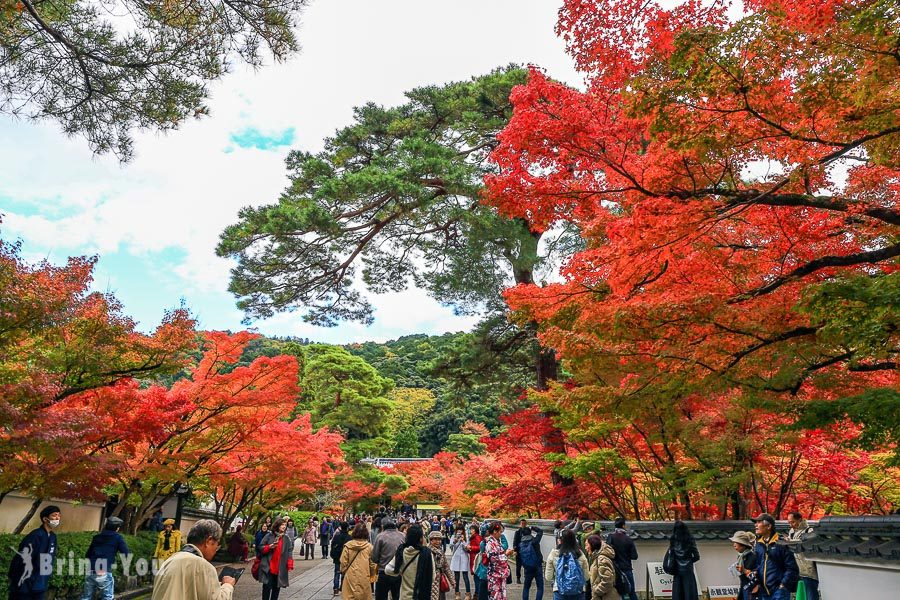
[13,498,44,534]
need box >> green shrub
[0,530,157,600]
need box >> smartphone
[219,566,245,583]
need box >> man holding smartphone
[151,520,235,600]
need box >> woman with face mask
[154,518,182,564]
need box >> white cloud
[0,0,580,341]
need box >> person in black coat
[82,517,131,600]
[669,521,700,600]
[330,521,352,594]
[606,517,638,600]
[7,505,60,600]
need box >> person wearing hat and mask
[727,531,757,600]
[154,518,182,564]
[751,514,798,600]
[81,517,131,600]
[7,505,60,600]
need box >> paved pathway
[224,547,553,600]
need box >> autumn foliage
[397,0,899,519]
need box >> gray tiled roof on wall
[799,515,900,563]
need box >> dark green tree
[1,0,308,159]
[217,65,580,387]
[294,344,395,462]
[217,67,582,495]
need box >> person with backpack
[332,522,353,595]
[585,535,619,600]
[517,523,544,600]
[512,519,530,585]
[787,512,818,600]
[665,521,700,600]
[485,522,512,600]
[545,529,589,600]
[605,518,638,600]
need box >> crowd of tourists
[6,504,817,600]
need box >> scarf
[163,531,172,551]
[393,543,433,600]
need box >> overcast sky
[0,0,582,344]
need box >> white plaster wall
[0,493,104,533]
[815,559,900,600]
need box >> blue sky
[0,0,580,344]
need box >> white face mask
[48,519,61,529]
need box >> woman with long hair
[669,521,700,600]
[258,517,295,600]
[545,529,589,600]
[396,524,433,600]
[341,522,376,600]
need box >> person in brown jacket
[341,523,376,600]
[586,535,620,600]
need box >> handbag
[662,544,676,576]
[300,544,306,557]
[251,557,261,581]
[440,573,451,593]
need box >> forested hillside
[217,331,531,459]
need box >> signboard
[645,562,673,598]
[645,562,702,599]
[708,586,741,598]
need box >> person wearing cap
[727,531,757,600]
[151,519,235,600]
[154,517,182,563]
[786,512,819,600]
[428,530,454,600]
[751,514,798,600]
[512,519,529,585]
[576,522,595,568]
[373,517,407,600]
[7,505,60,600]
[81,517,131,600]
